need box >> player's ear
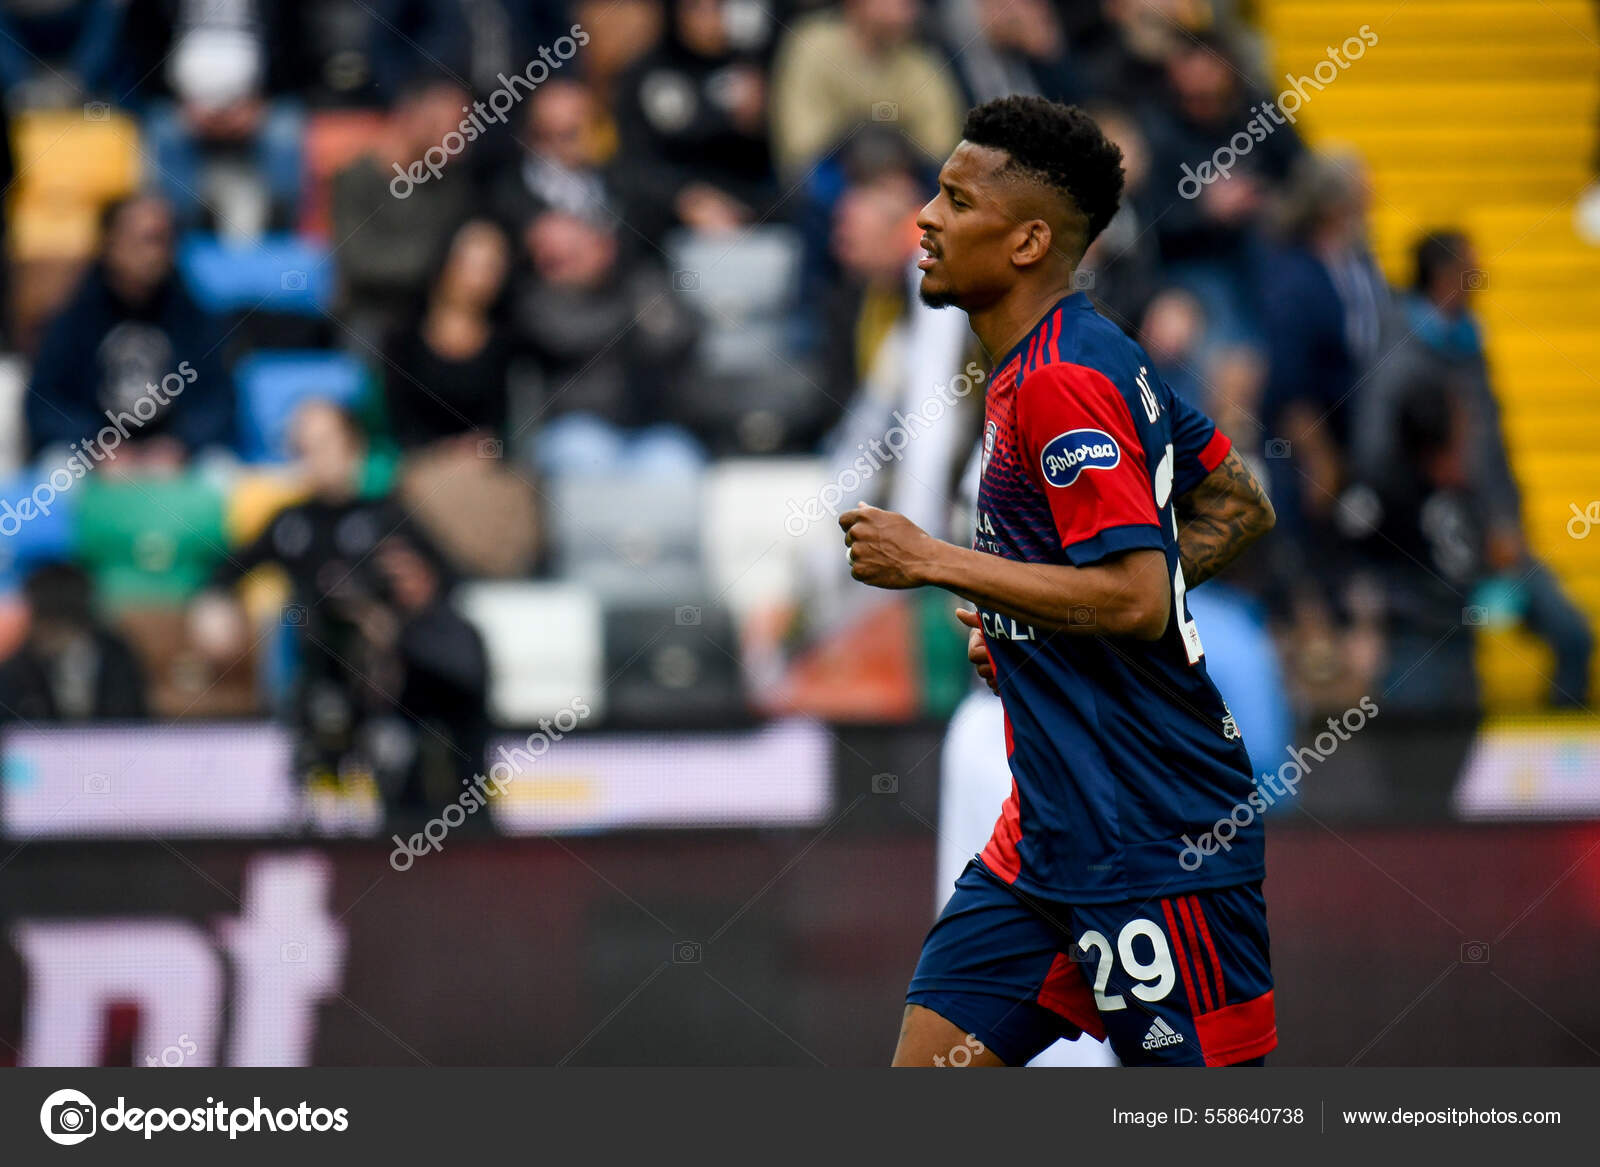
[1010,219,1053,270]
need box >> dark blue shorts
[907,860,1276,1066]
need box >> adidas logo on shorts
[1141,1016,1185,1051]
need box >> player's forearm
[920,542,1171,640]
[1175,448,1276,588]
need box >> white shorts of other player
[937,687,1119,1068]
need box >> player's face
[915,142,1026,311]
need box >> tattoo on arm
[1175,448,1276,588]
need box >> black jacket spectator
[383,220,514,449]
[0,563,148,723]
[27,197,232,459]
[612,0,774,242]
[511,210,700,430]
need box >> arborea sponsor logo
[1040,428,1120,488]
[389,697,592,870]
[389,25,590,198]
[1178,696,1379,871]
[40,1089,349,1142]
[0,361,197,536]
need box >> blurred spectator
[1144,30,1304,347]
[488,79,613,232]
[366,0,573,103]
[613,0,774,242]
[571,0,664,102]
[0,0,132,104]
[1356,231,1593,708]
[330,76,475,346]
[385,219,540,578]
[26,194,233,467]
[940,0,1080,106]
[1137,287,1206,406]
[191,400,488,812]
[813,154,975,545]
[1351,375,1484,719]
[1074,0,1194,112]
[1080,105,1163,334]
[511,208,704,477]
[384,219,513,451]
[1259,150,1384,541]
[0,562,148,722]
[141,0,305,238]
[769,0,962,178]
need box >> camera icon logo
[83,772,110,795]
[672,270,700,291]
[871,772,898,795]
[1460,269,1488,291]
[477,437,503,459]
[82,102,110,122]
[281,270,308,292]
[1072,269,1096,290]
[40,1088,97,1145]
[871,101,900,122]
[1068,605,1097,627]
[1460,940,1490,964]
[281,940,307,963]
[282,604,308,627]
[674,605,701,626]
[673,940,702,963]
[1462,605,1488,626]
[1265,438,1292,459]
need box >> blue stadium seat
[177,232,335,316]
[233,351,367,462]
[0,468,80,589]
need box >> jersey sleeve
[1015,362,1163,566]
[1169,389,1232,497]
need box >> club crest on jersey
[979,420,997,480]
[1040,428,1120,488]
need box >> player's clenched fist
[839,502,938,589]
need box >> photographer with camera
[189,399,488,822]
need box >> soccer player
[840,97,1279,1067]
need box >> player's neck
[970,278,1078,366]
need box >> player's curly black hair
[961,96,1125,252]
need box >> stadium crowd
[0,0,1589,816]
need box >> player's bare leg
[891,1004,1008,1067]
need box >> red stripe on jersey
[1175,896,1216,1012]
[1189,896,1226,1002]
[1195,989,1278,1066]
[1001,708,1014,757]
[1036,951,1106,1040]
[1160,899,1202,1017]
[1025,330,1041,372]
[1198,428,1231,473]
[1048,310,1062,363]
[979,779,1023,884]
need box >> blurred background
[0,0,1596,1067]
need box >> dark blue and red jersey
[972,290,1261,902]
